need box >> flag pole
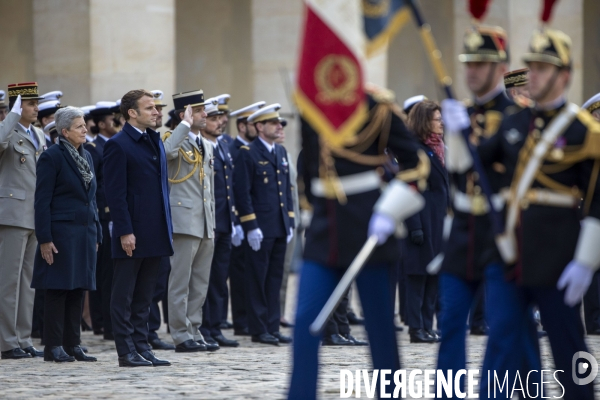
[406,0,504,235]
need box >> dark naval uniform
[201,137,239,342]
[289,91,428,399]
[234,134,295,338]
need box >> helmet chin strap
[477,63,498,99]
[533,67,560,104]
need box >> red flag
[294,0,367,148]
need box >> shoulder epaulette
[85,142,96,147]
[577,109,600,134]
[161,131,172,142]
[241,145,250,150]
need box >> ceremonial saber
[309,235,379,336]
[406,0,505,235]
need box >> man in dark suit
[228,101,265,336]
[233,103,295,346]
[103,89,181,367]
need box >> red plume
[469,0,491,21]
[541,0,558,22]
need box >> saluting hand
[183,104,193,126]
[120,233,136,257]
[40,242,58,265]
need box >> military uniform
[228,101,266,335]
[289,89,428,399]
[163,90,216,347]
[200,100,240,344]
[233,104,294,342]
[437,26,541,398]
[474,28,598,399]
[0,83,46,358]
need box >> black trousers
[99,219,114,335]
[111,257,161,356]
[32,289,45,336]
[229,240,248,330]
[245,236,286,335]
[584,271,600,333]
[201,232,232,337]
[405,274,438,331]
[148,257,171,341]
[44,289,84,347]
[324,293,350,336]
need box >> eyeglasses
[432,118,443,123]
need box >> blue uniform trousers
[288,261,400,400]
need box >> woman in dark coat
[32,106,101,362]
[402,100,449,343]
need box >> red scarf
[424,133,445,167]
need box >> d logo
[572,351,598,385]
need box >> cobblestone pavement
[0,274,599,399]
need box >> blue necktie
[27,129,38,150]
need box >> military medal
[20,157,26,164]
[282,157,288,167]
[18,140,23,145]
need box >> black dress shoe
[81,320,93,332]
[234,327,250,336]
[280,319,295,328]
[409,329,437,343]
[425,329,441,342]
[22,346,44,357]
[470,325,488,336]
[103,332,115,341]
[347,312,364,325]
[322,334,353,346]
[65,346,96,362]
[219,321,234,330]
[43,346,76,362]
[197,338,219,351]
[175,339,206,353]
[1,348,32,359]
[251,333,279,346]
[213,334,239,347]
[149,338,175,350]
[342,333,368,346]
[139,350,171,367]
[203,335,218,344]
[118,351,153,367]
[271,331,292,344]
[80,346,88,353]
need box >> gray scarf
[60,137,93,189]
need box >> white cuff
[445,133,473,173]
[575,217,600,271]
[374,180,425,223]
[180,120,191,128]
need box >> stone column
[90,0,175,109]
[0,0,35,88]
[32,0,91,106]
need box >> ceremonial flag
[294,0,367,148]
[363,0,411,57]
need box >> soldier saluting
[445,26,600,400]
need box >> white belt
[453,191,506,215]
[311,170,381,198]
[454,189,579,215]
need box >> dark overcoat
[32,141,102,290]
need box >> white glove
[367,212,396,245]
[11,95,22,116]
[287,227,294,244]
[247,228,263,252]
[557,260,595,306]
[231,224,243,247]
[441,98,470,133]
[108,221,113,238]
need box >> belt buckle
[472,194,487,216]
